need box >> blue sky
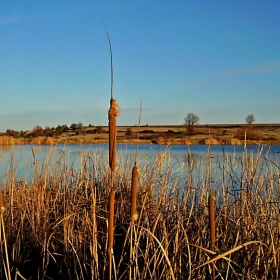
[0,1,279,132]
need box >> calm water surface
[1,144,280,190]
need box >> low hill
[1,124,279,145]
[52,124,280,145]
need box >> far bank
[1,124,280,145]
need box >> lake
[1,144,280,194]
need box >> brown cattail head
[108,98,119,172]
[209,196,215,245]
[131,166,140,222]
[108,190,115,249]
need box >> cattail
[209,196,215,245]
[104,24,119,173]
[108,98,119,172]
[108,191,115,249]
[131,166,139,222]
[104,24,118,280]
[130,101,142,222]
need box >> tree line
[184,113,255,130]
[4,122,104,138]
[4,114,256,138]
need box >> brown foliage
[235,126,261,140]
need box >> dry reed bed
[0,147,280,279]
[0,136,55,145]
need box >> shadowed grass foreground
[0,147,280,279]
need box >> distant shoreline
[1,123,280,145]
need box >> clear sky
[0,1,279,132]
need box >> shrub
[96,126,103,134]
[235,126,261,140]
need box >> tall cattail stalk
[129,166,139,279]
[129,102,142,279]
[104,23,119,174]
[104,24,118,280]
[130,101,142,223]
[108,190,115,280]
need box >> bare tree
[33,125,43,136]
[184,113,199,134]
[77,122,84,134]
[245,114,255,125]
[184,113,200,126]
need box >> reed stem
[209,196,215,280]
[108,190,115,279]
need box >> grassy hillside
[46,123,280,145]
[1,124,280,145]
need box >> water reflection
[0,144,279,193]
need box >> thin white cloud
[176,80,221,89]
[175,61,280,89]
[60,93,104,101]
[213,61,280,77]
[0,15,22,25]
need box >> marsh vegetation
[1,27,279,280]
[0,144,279,279]
[1,123,280,146]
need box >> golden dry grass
[0,146,279,279]
[2,124,280,145]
